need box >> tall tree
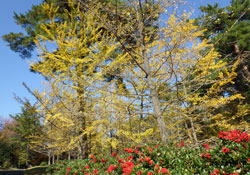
[9,101,42,167]
[2,0,162,154]
[195,0,250,104]
[94,0,245,142]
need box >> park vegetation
[1,0,249,174]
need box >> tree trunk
[137,2,168,142]
[144,53,167,142]
[78,91,88,158]
[183,83,198,143]
[76,67,88,158]
[184,121,193,141]
[25,144,29,167]
[52,154,55,164]
[48,152,51,165]
[150,87,168,142]
[68,151,71,160]
[190,118,198,143]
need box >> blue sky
[0,0,230,120]
[0,0,43,120]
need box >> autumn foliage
[1,0,249,172]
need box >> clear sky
[0,0,43,120]
[0,0,230,120]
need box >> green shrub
[47,130,249,175]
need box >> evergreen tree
[9,102,42,167]
[195,0,250,125]
[196,0,250,101]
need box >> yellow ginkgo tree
[28,0,248,157]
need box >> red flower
[177,140,185,147]
[160,168,169,174]
[127,156,134,160]
[147,147,153,152]
[138,157,144,162]
[121,161,134,168]
[100,158,107,162]
[145,157,151,162]
[213,169,220,173]
[123,167,133,174]
[118,158,125,163]
[89,154,95,159]
[134,150,140,154]
[137,171,142,175]
[211,169,220,175]
[201,152,211,159]
[107,165,118,173]
[124,148,134,153]
[180,140,185,147]
[222,147,230,153]
[111,152,117,157]
[93,169,98,174]
[121,161,134,174]
[147,172,153,175]
[218,130,249,142]
[154,144,160,148]
[85,165,90,169]
[154,164,160,170]
[202,144,210,150]
[66,167,71,172]
[149,160,154,165]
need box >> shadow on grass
[0,166,49,175]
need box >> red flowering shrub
[218,130,249,142]
[47,130,249,175]
[201,130,250,175]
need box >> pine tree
[10,101,42,167]
[195,0,250,112]
[2,0,122,59]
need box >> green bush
[47,130,249,175]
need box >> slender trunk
[183,83,198,143]
[48,152,51,165]
[77,89,88,158]
[25,144,29,167]
[52,154,55,164]
[144,52,167,142]
[139,95,144,133]
[190,118,198,143]
[150,87,168,142]
[184,121,193,141]
[68,151,71,160]
[76,64,88,158]
[139,17,167,142]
